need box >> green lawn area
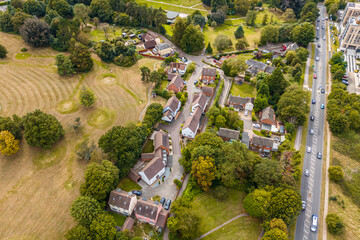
[142,139,154,153]
[159,80,168,91]
[230,83,256,97]
[253,130,267,138]
[108,212,127,227]
[117,177,142,192]
[164,24,173,37]
[192,187,248,237]
[202,216,262,240]
[136,0,208,15]
[88,27,142,42]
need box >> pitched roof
[202,86,214,95]
[261,106,275,122]
[166,11,180,19]
[141,157,165,181]
[169,62,187,71]
[128,168,141,182]
[168,75,184,89]
[141,152,155,160]
[164,95,180,113]
[265,66,275,74]
[156,209,169,228]
[134,199,161,220]
[183,107,202,133]
[108,189,135,210]
[144,39,157,49]
[217,128,240,140]
[228,95,254,105]
[252,135,275,148]
[202,68,217,77]
[121,217,135,231]
[154,130,169,151]
[143,32,157,42]
[162,110,173,120]
[246,59,267,71]
[156,43,171,50]
[192,92,208,110]
[167,73,177,81]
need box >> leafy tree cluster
[0,130,20,156]
[329,51,347,82]
[206,106,244,131]
[214,34,233,52]
[221,55,247,77]
[95,37,137,67]
[328,166,344,182]
[326,213,345,235]
[0,43,7,58]
[80,88,96,107]
[172,18,205,54]
[325,0,347,21]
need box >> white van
[311,214,318,232]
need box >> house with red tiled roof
[201,86,214,96]
[191,92,208,113]
[167,75,184,93]
[201,68,217,84]
[155,209,169,231]
[162,95,181,123]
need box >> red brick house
[250,135,278,154]
[201,86,214,96]
[259,106,277,132]
[201,68,217,84]
[167,75,184,93]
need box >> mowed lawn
[230,83,257,97]
[136,0,209,15]
[0,31,164,239]
[191,187,261,239]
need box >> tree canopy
[70,196,102,227]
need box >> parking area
[345,49,358,73]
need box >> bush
[212,185,228,200]
[328,166,344,182]
[0,44,7,58]
[21,48,27,52]
[174,179,182,189]
[20,18,50,47]
[326,213,345,234]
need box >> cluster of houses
[108,189,169,232]
[140,32,174,57]
[166,62,187,93]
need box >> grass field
[0,31,164,239]
[136,0,209,15]
[191,186,261,239]
[230,83,257,97]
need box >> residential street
[295,5,328,240]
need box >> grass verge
[142,139,154,153]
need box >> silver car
[307,147,311,153]
[305,169,310,177]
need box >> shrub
[173,179,182,189]
[0,44,7,58]
[212,185,228,200]
[328,166,344,182]
[326,213,345,234]
[20,18,51,47]
[21,48,27,52]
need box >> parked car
[253,123,261,128]
[310,116,315,121]
[244,110,248,116]
[309,129,314,135]
[311,214,318,232]
[318,44,321,48]
[322,17,324,21]
[307,146,312,153]
[194,80,198,85]
[314,74,317,79]
[302,201,307,210]
[316,27,319,30]
[164,199,172,210]
[323,36,326,40]
[322,25,325,29]
[342,80,349,86]
[274,137,280,141]
[317,152,322,159]
[160,197,166,205]
[317,18,320,22]
[316,57,320,61]
[132,190,142,196]
[305,169,310,177]
[343,74,348,78]
[321,104,325,109]
[312,99,316,104]
[321,88,325,93]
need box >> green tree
[291,22,315,47]
[90,0,113,22]
[300,1,319,23]
[328,166,344,182]
[150,70,163,87]
[11,12,32,33]
[211,0,227,12]
[181,25,205,54]
[70,40,93,72]
[254,159,282,188]
[11,0,24,10]
[53,0,73,18]
[0,116,22,140]
[269,188,302,225]
[328,112,349,134]
[172,18,188,47]
[191,156,217,191]
[270,218,287,233]
[70,196,102,227]
[260,25,279,45]
[262,13,268,25]
[254,97,268,112]
[74,4,90,28]
[234,25,244,39]
[285,51,296,65]
[326,213,345,234]
[0,131,20,156]
[65,225,92,240]
[22,110,64,149]
[114,13,130,26]
[205,42,213,54]
[235,38,249,50]
[140,66,151,83]
[261,228,288,240]
[283,8,296,19]
[222,56,247,77]
[80,160,119,201]
[0,44,7,58]
[215,115,226,128]
[267,68,289,104]
[234,0,251,15]
[20,18,51,47]
[23,0,46,17]
[80,88,96,107]
[246,10,257,26]
[90,214,117,240]
[44,9,60,25]
[98,126,144,177]
[193,14,206,28]
[244,188,272,218]
[55,54,75,75]
[0,11,14,33]
[295,47,310,62]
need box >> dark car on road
[321,88,325,93]
[310,116,315,121]
[160,197,166,205]
[164,199,172,210]
[317,152,322,159]
[132,190,142,196]
[342,80,349,86]
[312,99,316,104]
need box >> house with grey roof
[260,106,277,132]
[108,189,137,216]
[166,11,180,24]
[155,43,173,57]
[162,95,181,123]
[182,107,203,139]
[191,92,208,113]
[228,95,254,111]
[201,68,217,84]
[134,199,162,225]
[246,59,275,76]
[250,135,279,153]
[156,209,170,232]
[217,128,240,142]
[202,85,214,96]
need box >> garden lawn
[202,216,262,240]
[117,177,142,192]
[192,187,247,237]
[159,81,168,91]
[142,139,154,153]
[135,0,208,15]
[108,212,127,227]
[230,83,256,97]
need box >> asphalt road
[295,5,328,240]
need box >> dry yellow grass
[0,32,165,239]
